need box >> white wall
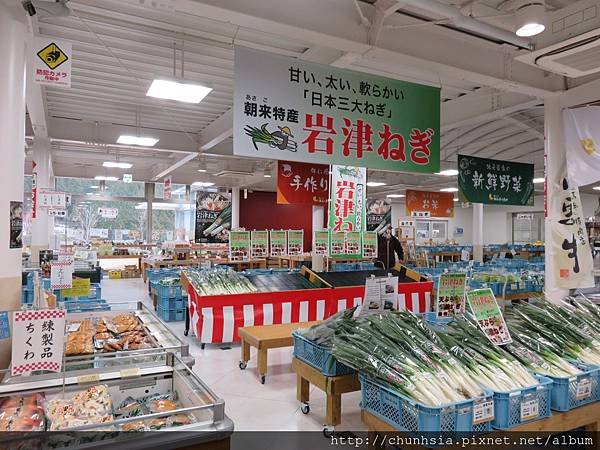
[391,193,600,245]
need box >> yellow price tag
[77,374,100,384]
[120,368,140,378]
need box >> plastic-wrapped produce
[185,268,257,296]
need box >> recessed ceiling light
[90,185,99,189]
[94,176,119,181]
[386,194,405,198]
[192,181,215,187]
[85,192,95,195]
[117,135,159,147]
[263,174,272,178]
[146,79,212,104]
[515,1,546,37]
[533,177,545,184]
[440,187,459,192]
[436,169,459,176]
[367,182,387,187]
[103,161,133,169]
[593,186,600,191]
[453,198,459,202]
[198,169,207,173]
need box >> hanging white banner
[549,177,594,289]
[564,107,600,188]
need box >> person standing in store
[376,228,404,270]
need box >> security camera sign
[33,38,71,88]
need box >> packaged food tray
[360,374,494,434]
[492,375,552,429]
[542,363,599,412]
[292,331,354,377]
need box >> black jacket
[376,234,404,270]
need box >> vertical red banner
[276,160,329,205]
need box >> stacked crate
[156,283,186,322]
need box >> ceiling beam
[502,115,544,141]
[199,108,233,151]
[152,153,198,181]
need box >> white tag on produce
[520,398,539,421]
[473,400,494,424]
[576,379,592,400]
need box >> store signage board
[269,230,287,256]
[362,231,378,258]
[164,176,172,200]
[250,230,269,258]
[234,46,440,173]
[277,161,329,205]
[50,261,73,290]
[564,107,600,188]
[517,213,534,220]
[98,207,118,219]
[466,288,512,346]
[436,273,467,318]
[287,230,304,256]
[366,198,391,232]
[48,209,66,217]
[458,155,534,206]
[229,231,251,262]
[411,211,430,218]
[550,178,594,289]
[195,192,231,244]
[406,190,454,218]
[329,231,346,256]
[38,191,66,209]
[123,174,133,183]
[60,278,91,298]
[11,309,66,376]
[313,230,329,255]
[33,38,72,88]
[361,276,398,315]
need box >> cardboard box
[108,270,122,279]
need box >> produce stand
[292,357,360,436]
[142,259,204,281]
[238,321,319,384]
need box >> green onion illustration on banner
[362,231,378,258]
[269,230,287,257]
[313,230,329,255]
[287,230,304,256]
[229,231,251,262]
[466,288,512,346]
[458,155,534,206]
[436,273,467,318]
[250,230,269,258]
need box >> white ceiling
[25,0,597,197]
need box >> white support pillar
[0,0,27,368]
[472,203,483,262]
[311,205,325,271]
[231,187,240,230]
[31,137,54,259]
[544,97,570,302]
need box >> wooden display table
[238,321,320,384]
[292,357,360,436]
[98,254,143,270]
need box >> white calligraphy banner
[50,261,73,290]
[564,107,600,188]
[549,177,594,289]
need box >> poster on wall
[563,106,600,188]
[362,231,378,258]
[195,192,231,243]
[549,178,594,289]
[467,288,512,346]
[98,207,118,219]
[313,230,329,255]
[458,155,534,206]
[329,232,346,256]
[228,231,251,262]
[33,38,72,88]
[286,230,304,256]
[234,46,440,173]
[269,230,287,256]
[10,201,23,249]
[251,230,269,258]
[436,273,467,317]
[406,190,454,217]
[366,198,391,232]
[277,161,329,205]
[345,231,362,255]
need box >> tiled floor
[102,278,366,432]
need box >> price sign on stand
[436,273,467,318]
[466,288,512,345]
[228,231,251,262]
[362,275,398,315]
[362,231,377,258]
[60,278,91,299]
[313,231,329,255]
[11,309,66,376]
[250,230,269,258]
[473,399,494,425]
[286,230,304,256]
[50,261,74,290]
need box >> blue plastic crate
[292,331,354,377]
[21,289,34,305]
[157,306,185,322]
[542,364,600,412]
[156,284,182,299]
[360,374,494,434]
[157,297,186,310]
[492,375,552,429]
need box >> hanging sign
[362,276,398,315]
[458,155,534,206]
[329,231,346,256]
[11,309,66,376]
[31,171,37,219]
[466,288,512,346]
[33,38,72,88]
[550,178,594,289]
[98,207,118,219]
[123,174,133,183]
[436,273,467,317]
[269,230,287,256]
[286,230,304,256]
[228,231,251,262]
[195,192,231,244]
[47,209,67,217]
[9,201,23,249]
[328,165,366,232]
[366,198,391,232]
[563,106,600,188]
[250,230,269,258]
[50,261,73,290]
[234,46,440,173]
[362,231,378,258]
[164,176,172,200]
[60,278,91,298]
[38,191,66,209]
[406,190,454,217]
[313,230,329,255]
[277,161,329,205]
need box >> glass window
[416,221,430,241]
[154,183,188,200]
[512,212,544,243]
[104,180,145,198]
[56,177,102,195]
[431,221,447,240]
[151,202,195,242]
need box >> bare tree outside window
[74,205,100,241]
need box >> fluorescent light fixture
[94,176,119,181]
[533,177,545,184]
[116,135,159,147]
[146,79,212,104]
[85,192,95,195]
[516,22,545,37]
[90,185,99,188]
[440,187,459,192]
[263,174,272,178]
[192,181,215,187]
[454,198,459,202]
[367,182,387,187]
[197,169,207,173]
[386,194,405,198]
[593,186,600,191]
[436,169,459,176]
[515,1,546,37]
[103,161,133,169]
